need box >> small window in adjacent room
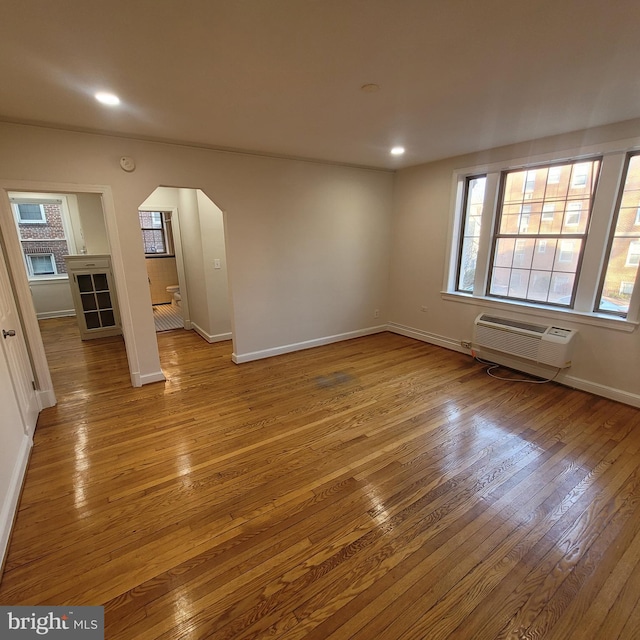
[10,196,75,280]
[26,253,56,277]
[139,211,174,255]
[15,202,46,223]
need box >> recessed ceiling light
[95,92,120,106]
[390,146,405,156]
[360,83,380,93]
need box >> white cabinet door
[0,243,39,435]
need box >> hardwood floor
[1,317,640,639]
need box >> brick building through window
[11,197,75,279]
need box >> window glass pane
[18,203,45,222]
[141,229,166,254]
[28,254,55,275]
[139,211,168,254]
[77,274,93,292]
[598,154,640,315]
[489,159,600,306]
[93,273,109,291]
[456,176,485,292]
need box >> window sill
[28,276,69,285]
[441,291,638,333]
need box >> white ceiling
[1,0,640,170]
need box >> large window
[488,159,600,306]
[597,153,640,315]
[450,148,640,322]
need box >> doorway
[0,183,127,406]
[138,187,232,348]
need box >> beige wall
[76,193,109,254]
[146,257,178,305]
[0,122,393,384]
[388,119,640,404]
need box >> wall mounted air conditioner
[473,314,576,368]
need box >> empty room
[0,1,639,639]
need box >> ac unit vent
[473,314,576,368]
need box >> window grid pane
[598,154,640,316]
[489,159,600,306]
[139,211,168,254]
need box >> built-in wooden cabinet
[64,255,122,340]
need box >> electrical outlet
[374,309,380,318]
[461,341,472,349]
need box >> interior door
[0,242,39,435]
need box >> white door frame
[0,180,137,401]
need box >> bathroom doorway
[138,187,232,346]
[137,206,189,334]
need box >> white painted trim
[560,375,640,408]
[232,325,387,364]
[0,433,31,574]
[36,388,56,410]
[131,370,166,387]
[386,322,640,408]
[192,323,232,344]
[440,292,638,333]
[36,309,75,320]
[386,322,467,354]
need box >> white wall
[0,122,393,387]
[29,280,74,319]
[196,189,231,341]
[388,119,640,405]
[76,193,109,254]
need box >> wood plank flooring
[1,317,640,639]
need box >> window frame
[25,253,57,277]
[485,158,600,309]
[594,152,640,317]
[454,174,487,293]
[138,209,174,257]
[14,202,46,224]
[444,142,640,329]
[10,195,77,281]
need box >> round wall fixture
[120,156,136,172]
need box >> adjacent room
[0,2,639,639]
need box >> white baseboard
[131,370,166,387]
[232,325,387,364]
[386,322,468,354]
[192,323,232,344]
[386,322,640,408]
[0,434,32,575]
[36,310,75,320]
[560,375,640,408]
[36,388,56,410]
